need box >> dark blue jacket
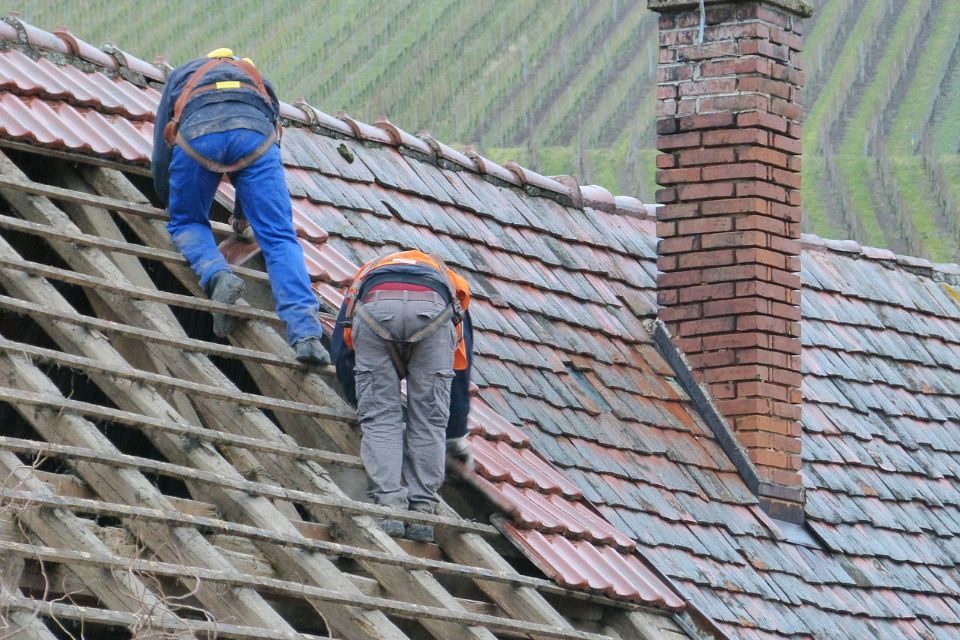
[152,57,280,206]
[330,264,473,440]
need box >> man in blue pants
[152,48,328,364]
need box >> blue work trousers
[167,129,322,345]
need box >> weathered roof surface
[271,65,960,640]
[0,16,691,640]
[798,239,960,638]
[3,14,959,640]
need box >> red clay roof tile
[18,21,960,635]
[472,438,583,499]
[500,523,684,609]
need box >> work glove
[445,436,475,476]
[229,214,255,242]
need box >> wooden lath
[0,252,283,327]
[0,451,201,640]
[3,594,338,640]
[0,429,495,537]
[0,211,269,284]
[4,594,334,640]
[0,173,214,228]
[0,152,640,639]
[0,290,297,368]
[0,481,549,594]
[0,332,354,423]
[0,385,362,469]
[0,353,308,637]
[0,155,411,640]
[0,364,530,636]
[0,539,616,640]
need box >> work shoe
[294,337,331,366]
[205,270,245,338]
[405,506,436,543]
[377,518,404,537]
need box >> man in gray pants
[331,251,475,542]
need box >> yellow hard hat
[206,47,234,59]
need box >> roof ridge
[0,13,164,82]
[0,13,653,220]
[800,232,960,281]
[284,109,656,218]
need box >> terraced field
[7,0,960,261]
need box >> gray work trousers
[352,291,456,512]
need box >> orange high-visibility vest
[343,250,471,370]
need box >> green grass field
[4,0,959,261]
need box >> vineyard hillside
[6,0,960,261]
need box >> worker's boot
[404,505,436,543]
[294,336,331,366]
[205,270,245,338]
[376,518,404,537]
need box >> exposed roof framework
[0,16,693,640]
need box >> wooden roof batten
[0,150,683,639]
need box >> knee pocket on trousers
[354,368,374,422]
[429,370,456,425]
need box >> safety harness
[163,57,280,174]
[345,253,464,378]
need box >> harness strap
[164,59,222,145]
[174,129,277,174]
[164,57,276,147]
[406,304,455,342]
[353,301,454,378]
[425,252,462,324]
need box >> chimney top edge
[647,0,813,18]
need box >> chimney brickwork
[649,0,812,521]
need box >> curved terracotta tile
[38,57,106,107]
[513,445,584,499]
[468,398,530,446]
[43,101,99,151]
[292,202,329,243]
[0,50,59,96]
[297,238,330,282]
[311,281,345,315]
[501,525,683,610]
[100,111,151,161]
[474,437,583,499]
[472,437,535,489]
[0,94,59,143]
[315,243,358,286]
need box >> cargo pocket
[354,368,374,422]
[428,369,456,425]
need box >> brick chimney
[649,0,812,522]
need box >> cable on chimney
[697,0,706,44]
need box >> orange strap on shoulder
[233,58,271,103]
[163,58,276,146]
